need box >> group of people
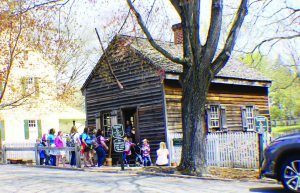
[37,123,170,168]
[38,128,68,167]
[38,126,109,168]
[123,137,169,167]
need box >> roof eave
[212,77,272,87]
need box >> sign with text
[113,138,125,152]
[112,124,124,138]
[173,138,183,146]
[255,116,268,134]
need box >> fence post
[75,144,81,168]
[3,145,6,164]
[35,143,40,165]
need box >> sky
[57,0,299,82]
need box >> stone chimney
[172,23,183,44]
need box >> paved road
[0,165,285,193]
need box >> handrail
[1,144,82,168]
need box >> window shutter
[21,77,27,95]
[24,120,29,139]
[206,104,212,132]
[37,120,42,138]
[241,106,248,131]
[34,77,40,97]
[0,120,5,141]
[220,105,227,132]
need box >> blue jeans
[50,155,56,166]
[143,155,151,166]
[70,151,76,166]
[95,146,106,167]
[123,153,128,164]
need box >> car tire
[280,156,300,193]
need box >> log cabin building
[81,26,272,164]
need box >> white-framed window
[206,104,227,132]
[27,77,35,90]
[102,113,111,137]
[210,105,220,128]
[28,120,38,140]
[246,106,254,131]
[241,105,258,132]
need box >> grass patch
[272,124,300,133]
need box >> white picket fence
[206,132,259,168]
[4,141,36,161]
[3,138,70,162]
[168,132,259,169]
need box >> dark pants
[143,156,151,166]
[50,155,56,166]
[45,154,50,165]
[123,153,128,164]
[70,151,76,166]
[95,146,106,167]
[40,158,45,165]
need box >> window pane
[246,106,254,130]
[210,105,220,128]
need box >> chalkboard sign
[173,138,183,146]
[255,116,268,134]
[112,124,124,138]
[114,138,125,152]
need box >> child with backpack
[37,139,46,165]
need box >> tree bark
[179,63,212,175]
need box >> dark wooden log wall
[84,41,165,162]
[164,80,182,134]
[164,80,270,132]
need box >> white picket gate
[168,132,259,169]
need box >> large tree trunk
[179,64,212,175]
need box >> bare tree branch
[127,0,189,65]
[203,0,223,66]
[211,0,248,74]
[251,34,300,53]
[0,13,23,105]
[169,0,181,15]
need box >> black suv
[261,133,300,192]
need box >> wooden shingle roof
[122,35,271,82]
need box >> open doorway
[122,108,138,143]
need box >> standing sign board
[255,116,268,168]
[112,124,124,138]
[255,116,268,134]
[113,138,125,152]
[112,124,125,152]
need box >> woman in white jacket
[155,142,169,166]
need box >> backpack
[67,133,76,147]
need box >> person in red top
[123,137,135,167]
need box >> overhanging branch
[251,34,300,53]
[203,0,223,65]
[211,0,248,74]
[126,0,189,66]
